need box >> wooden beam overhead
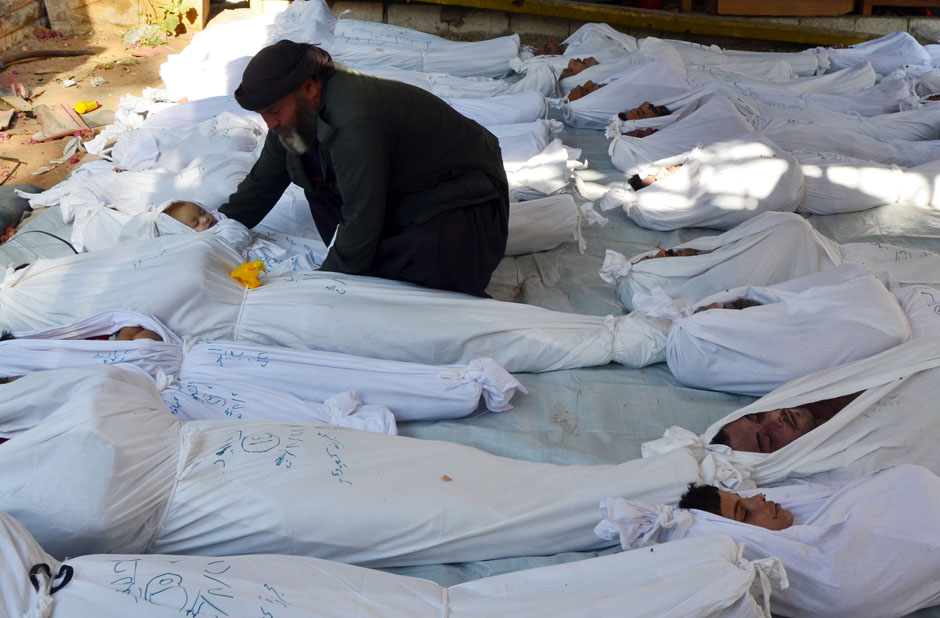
[412,0,874,46]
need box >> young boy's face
[166,202,217,232]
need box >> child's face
[167,202,217,232]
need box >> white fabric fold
[0,310,524,421]
[0,507,770,618]
[0,365,701,565]
[595,499,693,549]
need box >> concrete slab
[508,13,569,39]
[857,16,910,35]
[801,16,857,32]
[911,17,940,42]
[440,5,509,35]
[387,3,445,35]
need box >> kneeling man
[222,41,510,296]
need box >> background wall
[2,0,47,50]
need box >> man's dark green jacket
[220,64,509,274]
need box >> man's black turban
[234,40,332,112]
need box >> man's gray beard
[277,129,309,154]
[276,103,320,154]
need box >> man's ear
[299,78,323,107]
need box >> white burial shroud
[561,59,691,130]
[796,152,940,215]
[598,466,940,618]
[639,36,821,78]
[327,20,520,78]
[599,211,940,311]
[645,264,911,396]
[0,234,669,372]
[607,93,754,177]
[0,513,773,618]
[641,336,940,488]
[118,193,581,264]
[600,136,804,232]
[117,210,326,276]
[0,365,701,563]
[821,31,932,77]
[0,310,525,421]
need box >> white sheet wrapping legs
[0,311,525,420]
[0,366,701,563]
[506,194,581,256]
[0,234,669,372]
[0,510,773,618]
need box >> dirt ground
[0,7,252,190]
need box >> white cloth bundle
[562,22,638,60]
[329,20,520,78]
[117,209,326,275]
[506,139,583,201]
[513,22,639,76]
[0,314,396,436]
[761,117,940,169]
[557,49,653,94]
[506,194,580,255]
[600,135,804,231]
[650,264,911,396]
[684,61,794,88]
[0,365,701,564]
[730,61,875,97]
[607,94,754,177]
[598,466,940,618]
[353,63,559,99]
[777,73,918,117]
[127,194,582,264]
[0,310,525,420]
[640,37,821,78]
[599,212,843,310]
[0,234,669,372]
[23,154,258,252]
[840,241,940,287]
[916,67,940,95]
[641,336,940,488]
[490,120,563,170]
[0,512,772,618]
[113,109,266,172]
[160,0,522,101]
[821,31,932,76]
[447,90,548,127]
[159,11,275,100]
[561,60,691,130]
[748,95,940,142]
[599,211,940,312]
[891,283,940,338]
[797,152,940,215]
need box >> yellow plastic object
[230,260,267,289]
[74,100,100,114]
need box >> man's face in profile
[717,490,794,530]
[260,90,319,154]
[619,101,668,121]
[624,127,658,138]
[567,80,604,102]
[560,57,599,80]
[719,408,816,453]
